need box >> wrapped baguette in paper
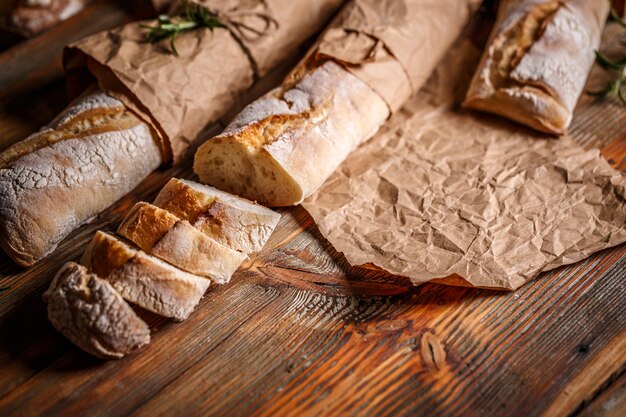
[463,0,610,135]
[194,0,481,206]
[0,0,343,266]
[65,0,345,161]
[302,39,626,290]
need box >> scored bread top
[0,89,160,169]
[153,178,280,254]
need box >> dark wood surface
[0,4,625,417]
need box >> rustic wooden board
[0,7,625,417]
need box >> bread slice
[153,178,281,254]
[43,262,150,359]
[81,231,211,321]
[117,202,247,283]
[193,61,389,206]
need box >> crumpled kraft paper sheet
[303,42,626,290]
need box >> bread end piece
[44,262,150,359]
[82,231,211,321]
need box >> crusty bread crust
[194,61,389,206]
[0,90,162,266]
[463,0,610,134]
[118,202,247,283]
[43,262,150,359]
[82,231,210,321]
[153,178,280,254]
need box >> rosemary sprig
[140,3,225,56]
[588,7,626,105]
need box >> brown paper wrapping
[302,41,626,291]
[64,0,344,161]
[304,0,481,113]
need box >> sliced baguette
[43,262,150,359]
[118,202,247,283]
[193,61,389,206]
[153,178,280,254]
[81,231,210,321]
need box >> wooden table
[0,3,625,416]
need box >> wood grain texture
[0,11,625,417]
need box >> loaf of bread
[463,0,610,134]
[117,202,247,283]
[3,0,91,37]
[47,178,281,358]
[82,231,211,321]
[193,0,481,206]
[153,178,281,254]
[0,89,162,266]
[44,262,151,359]
[194,61,389,206]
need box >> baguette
[153,178,281,254]
[463,0,610,134]
[43,262,150,359]
[117,202,247,283]
[193,0,480,206]
[194,61,389,206]
[0,89,162,266]
[81,231,211,321]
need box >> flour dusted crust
[194,61,389,206]
[82,231,211,321]
[43,262,150,359]
[0,90,162,266]
[117,202,247,283]
[153,178,281,254]
[463,0,610,134]
[6,0,90,36]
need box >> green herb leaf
[141,1,225,56]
